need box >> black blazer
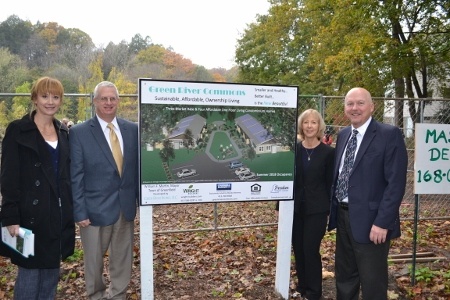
[294,142,335,215]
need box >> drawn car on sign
[229,160,243,169]
[238,171,256,181]
[234,167,250,176]
[177,168,197,178]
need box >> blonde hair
[297,108,326,141]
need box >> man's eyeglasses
[98,97,118,103]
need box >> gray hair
[93,81,119,99]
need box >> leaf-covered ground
[1,201,449,299]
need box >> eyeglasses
[98,97,118,103]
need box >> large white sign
[414,123,450,194]
[139,79,298,205]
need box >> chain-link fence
[0,93,448,222]
[298,95,450,221]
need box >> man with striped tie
[328,87,408,300]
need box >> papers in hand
[1,226,35,257]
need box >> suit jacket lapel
[335,127,351,177]
[117,118,130,174]
[90,117,119,174]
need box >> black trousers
[292,211,328,300]
[335,206,390,300]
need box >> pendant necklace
[305,147,315,161]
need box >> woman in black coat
[0,77,75,299]
[292,109,335,300]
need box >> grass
[141,147,197,182]
[209,132,238,160]
[65,248,83,263]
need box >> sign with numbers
[414,123,450,194]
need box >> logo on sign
[251,184,261,194]
[183,184,199,194]
[271,184,289,193]
[216,183,232,190]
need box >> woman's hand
[7,224,19,237]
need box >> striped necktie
[335,129,358,201]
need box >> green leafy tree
[77,54,104,121]
[135,44,166,65]
[159,139,175,166]
[378,0,450,125]
[192,65,214,82]
[0,47,30,94]
[259,108,297,151]
[0,15,33,55]
[103,41,131,78]
[108,67,137,121]
[235,0,316,91]
[0,47,30,132]
[226,110,237,124]
[20,31,49,69]
[11,81,31,120]
[247,146,256,161]
[140,104,166,145]
[184,128,194,152]
[236,0,450,126]
[0,101,10,135]
[129,34,152,55]
[302,0,391,95]
[54,27,95,72]
[125,44,167,81]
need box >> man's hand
[370,225,388,244]
[77,219,91,228]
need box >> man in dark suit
[70,81,138,300]
[328,87,408,300]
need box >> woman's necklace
[304,147,315,161]
[303,139,320,161]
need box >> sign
[414,123,450,194]
[139,79,298,205]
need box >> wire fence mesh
[0,92,449,226]
[315,95,450,221]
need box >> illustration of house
[168,114,206,149]
[235,114,278,154]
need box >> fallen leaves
[0,201,449,299]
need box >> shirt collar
[352,117,372,137]
[96,115,119,130]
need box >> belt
[339,202,349,210]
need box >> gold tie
[107,123,123,176]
